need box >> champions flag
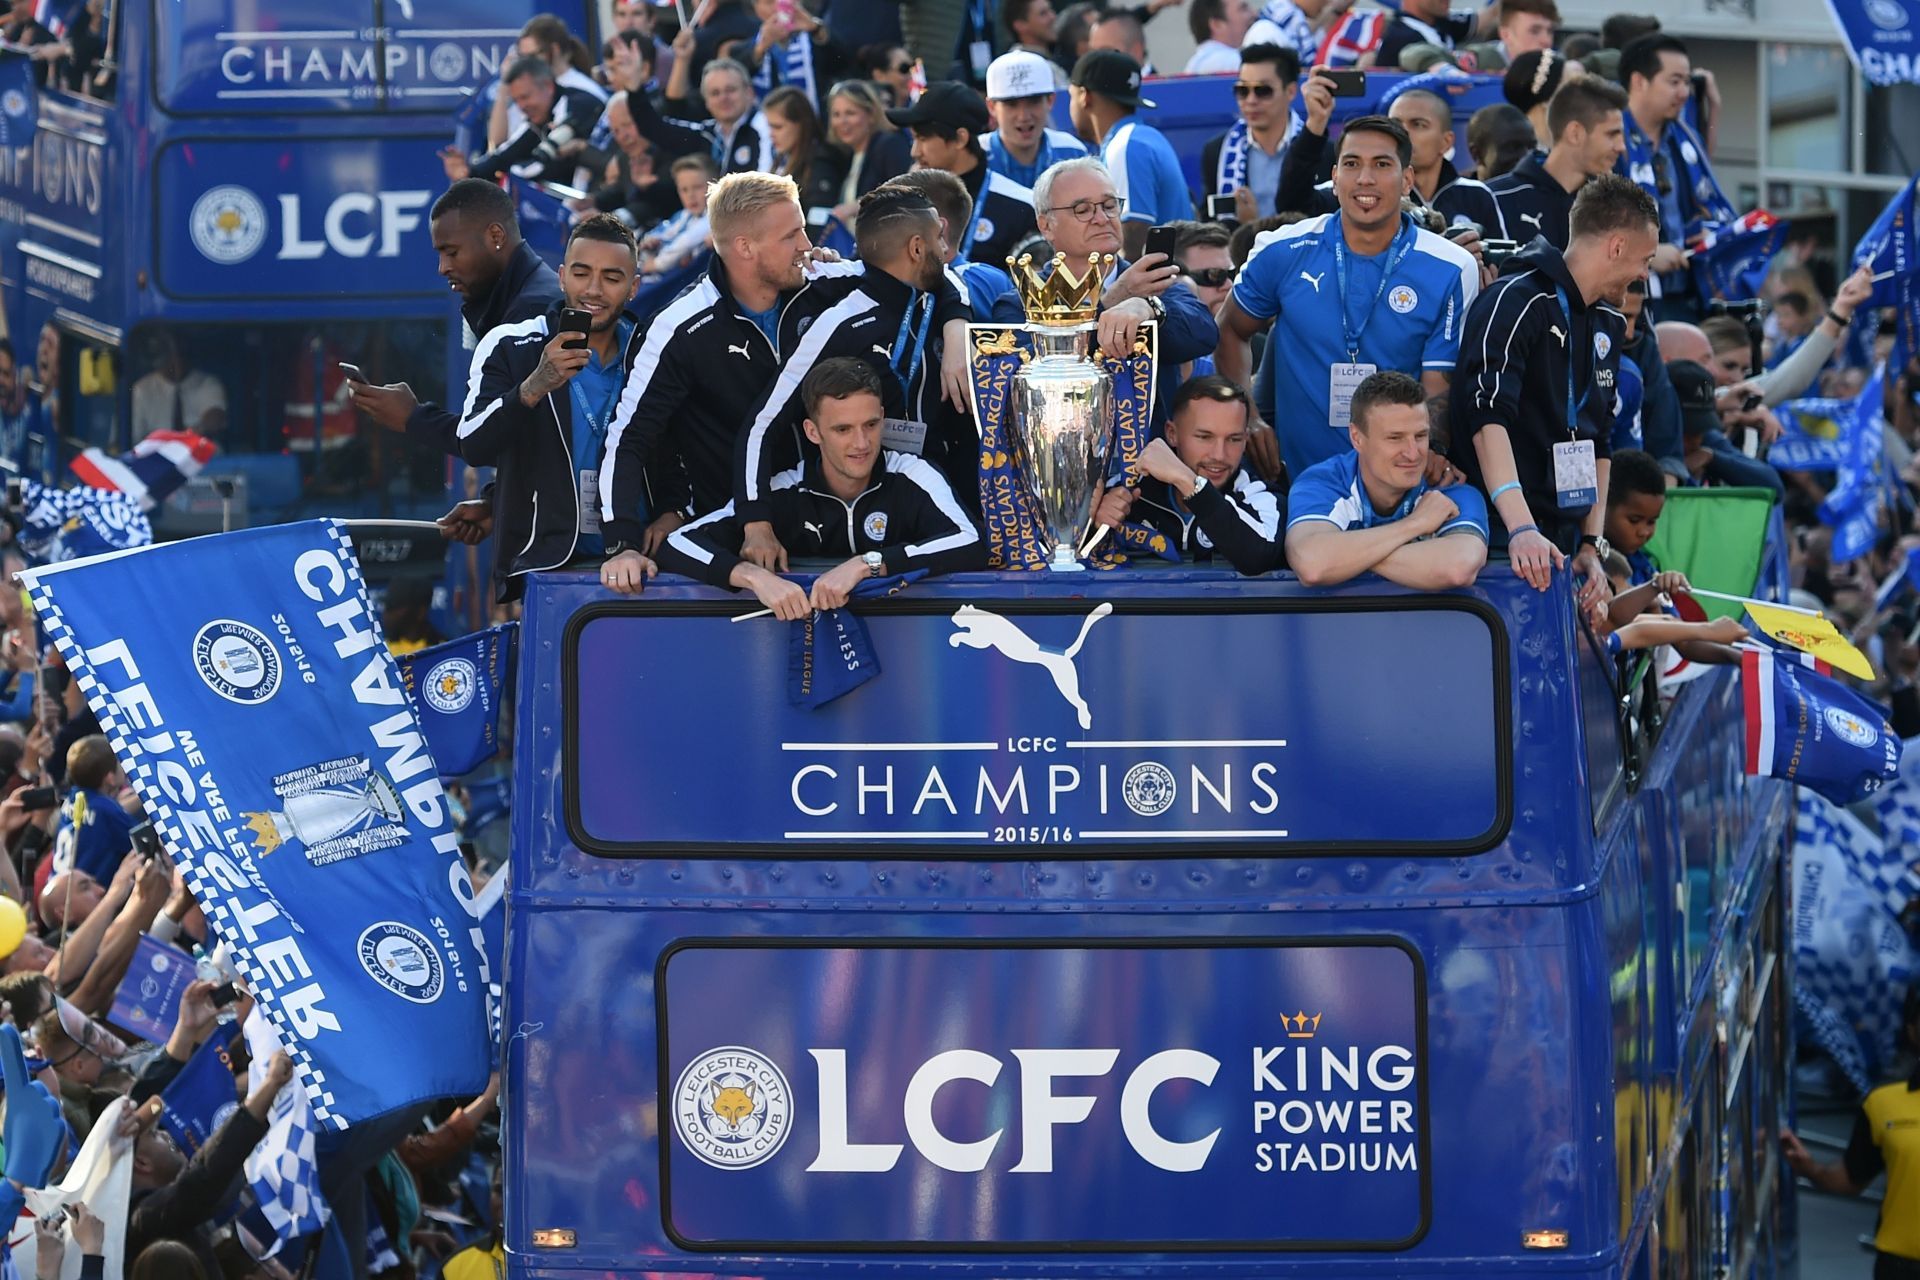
[1791,788,1919,1090]
[396,625,513,779]
[159,1029,243,1156]
[1825,0,1920,86]
[20,520,492,1129]
[0,49,35,151]
[1741,646,1901,803]
[787,571,926,709]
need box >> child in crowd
[639,154,717,281]
[1599,450,1748,661]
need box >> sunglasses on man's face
[1232,82,1276,100]
[891,61,914,75]
[1650,152,1673,198]
[1181,266,1234,288]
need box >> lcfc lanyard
[570,364,619,456]
[1332,216,1415,363]
[1552,285,1588,436]
[892,294,933,391]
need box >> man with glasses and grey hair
[1025,157,1219,432]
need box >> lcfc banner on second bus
[569,600,1505,854]
[658,940,1428,1249]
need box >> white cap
[986,49,1056,101]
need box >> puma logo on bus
[727,343,752,360]
[1299,270,1325,293]
[948,603,1113,730]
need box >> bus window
[122,321,448,532]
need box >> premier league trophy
[967,253,1161,571]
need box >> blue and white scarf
[1213,114,1300,197]
[1621,108,1735,231]
[1256,0,1319,63]
[754,32,818,109]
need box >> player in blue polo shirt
[1068,49,1194,258]
[1215,115,1477,483]
[1285,371,1487,590]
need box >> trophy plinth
[1006,253,1116,572]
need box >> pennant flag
[1851,174,1919,371]
[106,933,196,1044]
[1688,209,1788,302]
[1816,362,1890,564]
[1791,789,1920,1090]
[1742,598,1874,679]
[20,520,493,1129]
[14,1096,134,1280]
[243,1014,330,1255]
[1824,0,1920,87]
[396,625,514,779]
[1741,646,1901,803]
[787,571,926,709]
[0,50,35,151]
[159,1029,243,1158]
[70,430,218,512]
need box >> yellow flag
[1743,601,1875,681]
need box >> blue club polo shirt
[1232,211,1478,480]
[1102,116,1194,226]
[1286,450,1489,540]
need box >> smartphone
[16,786,55,812]
[558,308,592,350]
[1322,68,1366,97]
[1204,193,1238,223]
[1143,224,1179,266]
[209,982,241,1009]
[337,361,370,384]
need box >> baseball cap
[886,80,991,134]
[1666,359,1720,440]
[1070,49,1155,110]
[986,49,1057,100]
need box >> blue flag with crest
[787,571,926,709]
[0,50,35,151]
[1825,0,1920,86]
[20,520,492,1129]
[1687,210,1787,302]
[1852,173,1919,371]
[1816,363,1889,563]
[160,1029,243,1157]
[396,624,513,779]
[1741,645,1902,804]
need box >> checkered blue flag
[1792,790,1920,1088]
[242,1015,330,1255]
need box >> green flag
[1643,487,1777,622]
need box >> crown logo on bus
[1283,1011,1322,1039]
[1008,252,1112,327]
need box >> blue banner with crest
[396,624,513,779]
[1825,0,1920,86]
[21,520,492,1128]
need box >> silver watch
[863,550,884,577]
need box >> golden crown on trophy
[1008,252,1113,327]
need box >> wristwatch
[863,551,885,578]
[604,540,634,559]
[1187,472,1207,499]
[1580,533,1610,559]
[1144,294,1167,321]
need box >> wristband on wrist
[1489,481,1521,502]
[1826,309,1850,329]
[1508,523,1539,540]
